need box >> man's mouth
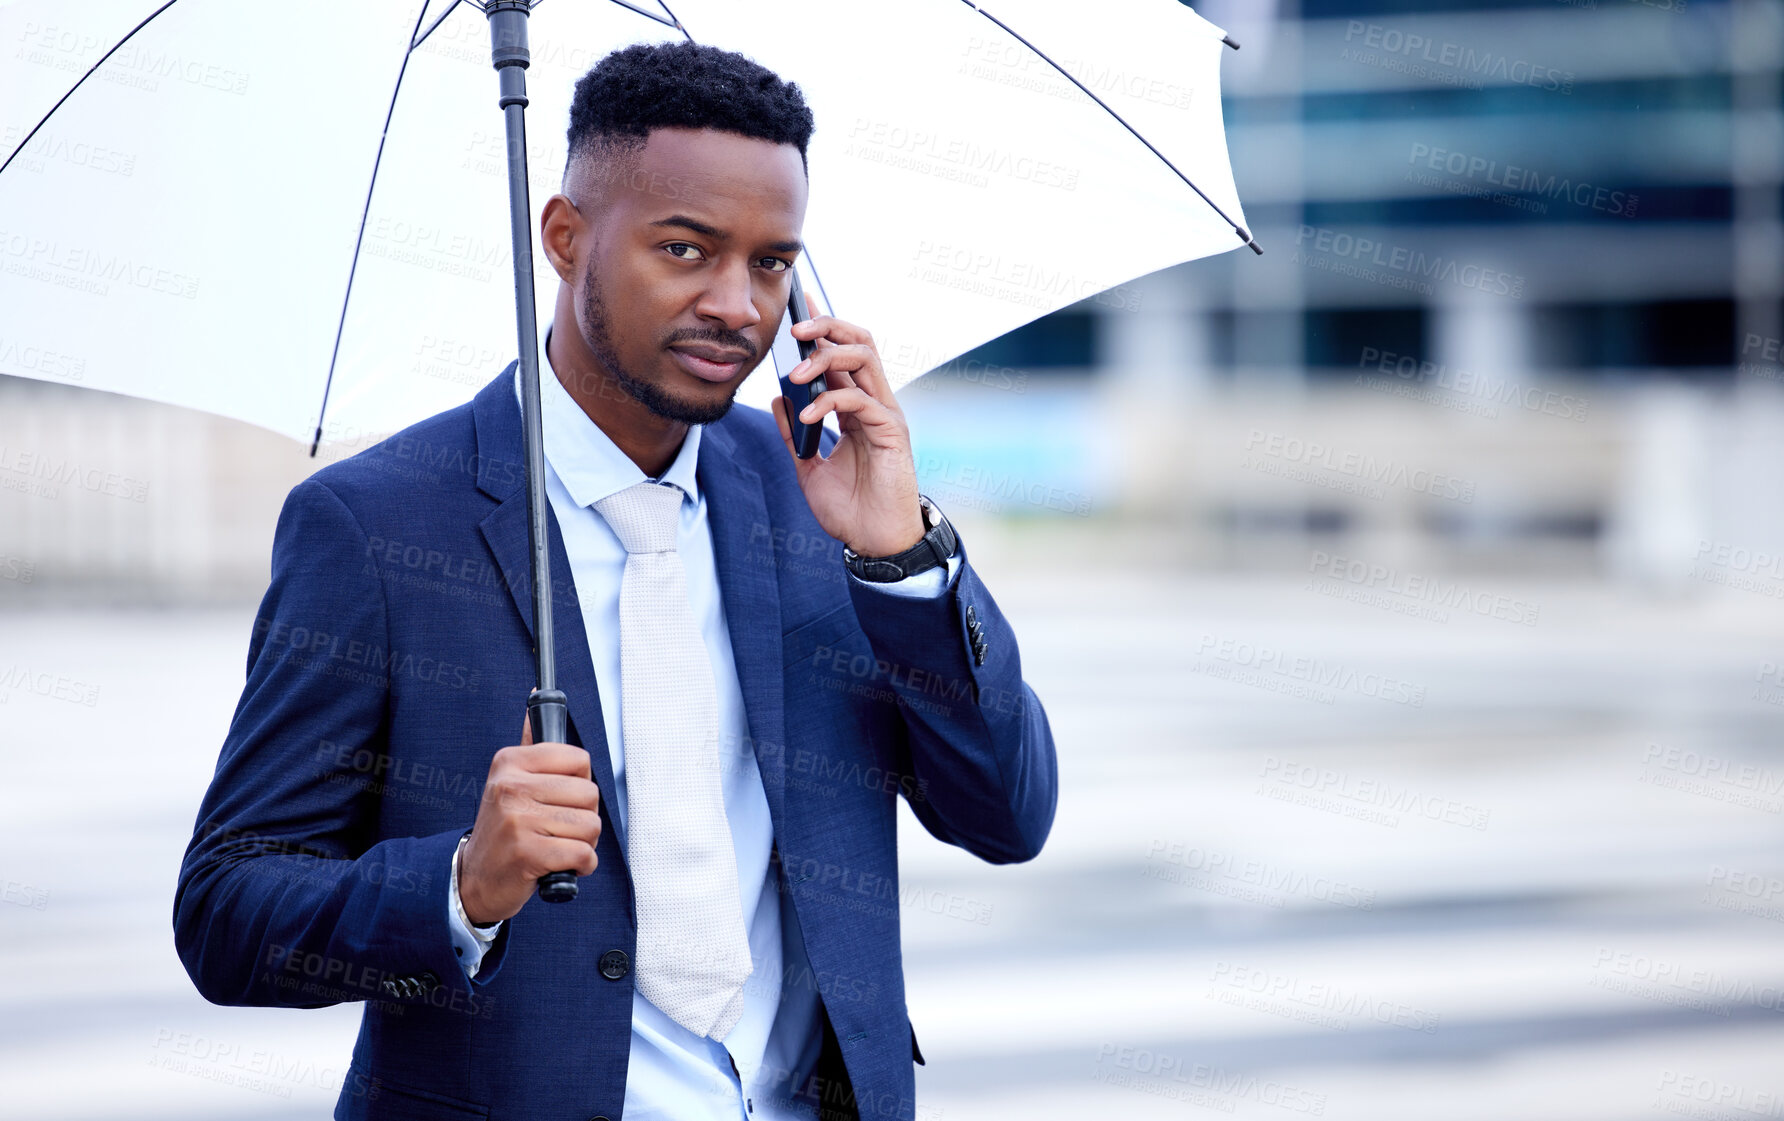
[669,344,750,383]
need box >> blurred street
[3,537,1780,1119]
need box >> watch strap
[844,496,956,582]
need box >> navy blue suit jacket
[174,366,1059,1120]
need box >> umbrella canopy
[0,0,1250,446]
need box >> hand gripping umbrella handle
[528,689,579,903]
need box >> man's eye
[760,257,791,273]
[665,243,704,260]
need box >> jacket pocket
[781,602,860,670]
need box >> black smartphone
[775,270,824,459]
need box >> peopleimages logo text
[1408,144,1637,217]
[1295,226,1524,299]
[1341,22,1574,93]
[1245,429,1476,503]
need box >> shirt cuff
[448,834,501,979]
[846,544,961,599]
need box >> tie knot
[593,480,684,554]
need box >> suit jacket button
[599,949,630,980]
[966,605,977,623]
[417,971,439,993]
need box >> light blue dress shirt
[445,323,960,1121]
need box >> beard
[581,259,743,426]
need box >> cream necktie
[592,479,753,1040]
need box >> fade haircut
[564,40,816,195]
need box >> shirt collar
[515,322,703,510]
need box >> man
[175,40,1057,1121]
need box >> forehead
[596,127,807,234]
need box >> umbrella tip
[309,424,322,458]
[1235,226,1264,255]
[1222,34,1240,50]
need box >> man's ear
[539,194,583,284]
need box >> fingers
[796,385,903,438]
[496,740,592,780]
[464,727,603,919]
[530,804,603,844]
[820,360,859,398]
[480,767,602,848]
[535,836,600,878]
[786,341,893,406]
[526,772,603,812]
[792,314,871,349]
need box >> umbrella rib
[311,1,436,456]
[413,0,468,50]
[955,2,1263,256]
[602,0,681,31]
[804,255,837,322]
[0,0,185,177]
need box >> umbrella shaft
[488,4,556,701]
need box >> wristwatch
[842,494,957,582]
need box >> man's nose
[694,258,763,333]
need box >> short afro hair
[565,40,815,185]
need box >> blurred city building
[905,0,1782,586]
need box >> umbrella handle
[528,689,580,903]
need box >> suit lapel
[697,422,788,838]
[471,366,622,853]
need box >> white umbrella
[0,0,1254,447]
[3,0,1254,897]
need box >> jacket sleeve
[172,478,510,1010]
[825,428,1057,863]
